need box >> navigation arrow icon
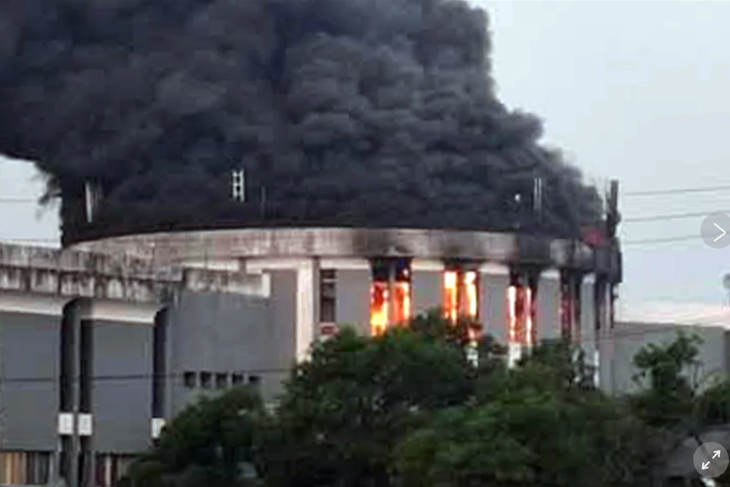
[703,461,711,470]
[714,451,721,459]
[715,223,727,242]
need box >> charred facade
[74,226,622,364]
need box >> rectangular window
[443,268,481,325]
[1,451,51,485]
[231,373,245,386]
[560,271,581,343]
[508,272,538,346]
[216,373,228,389]
[248,375,261,389]
[508,271,527,345]
[443,270,459,323]
[319,269,337,324]
[392,259,412,325]
[200,372,212,389]
[508,284,518,343]
[95,454,136,487]
[572,278,582,344]
[392,281,411,325]
[370,260,391,336]
[370,281,389,336]
[183,372,196,389]
[461,271,479,320]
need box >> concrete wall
[608,323,728,394]
[0,311,59,451]
[580,280,597,358]
[335,270,370,336]
[167,289,282,411]
[483,274,509,344]
[267,271,298,396]
[92,320,153,453]
[537,274,561,341]
[412,271,441,316]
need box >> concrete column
[537,270,561,341]
[296,259,317,361]
[59,299,81,487]
[152,308,169,444]
[481,265,509,347]
[581,276,597,357]
[597,282,615,393]
[412,270,441,316]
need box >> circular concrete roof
[71,227,608,272]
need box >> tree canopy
[123,314,730,487]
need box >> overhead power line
[622,234,697,246]
[0,198,36,203]
[624,184,730,197]
[624,210,730,223]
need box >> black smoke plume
[0,0,603,244]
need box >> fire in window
[370,260,390,336]
[369,259,413,335]
[443,268,480,324]
[443,270,459,323]
[508,271,536,346]
[462,271,479,319]
[524,284,534,347]
[393,259,412,325]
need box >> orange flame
[463,271,478,319]
[393,281,412,325]
[443,271,459,323]
[508,285,518,342]
[370,281,389,336]
[525,286,533,347]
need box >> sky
[2,0,730,320]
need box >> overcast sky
[2,0,730,319]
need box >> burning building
[73,224,622,365]
[0,0,624,484]
[0,223,620,485]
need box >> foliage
[395,340,651,487]
[123,386,265,487]
[125,314,730,487]
[696,378,730,426]
[260,325,475,487]
[630,332,703,428]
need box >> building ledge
[0,243,264,303]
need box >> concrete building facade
[0,227,621,486]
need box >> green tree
[123,386,265,487]
[261,324,475,487]
[394,340,651,487]
[624,332,730,485]
[630,331,703,428]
